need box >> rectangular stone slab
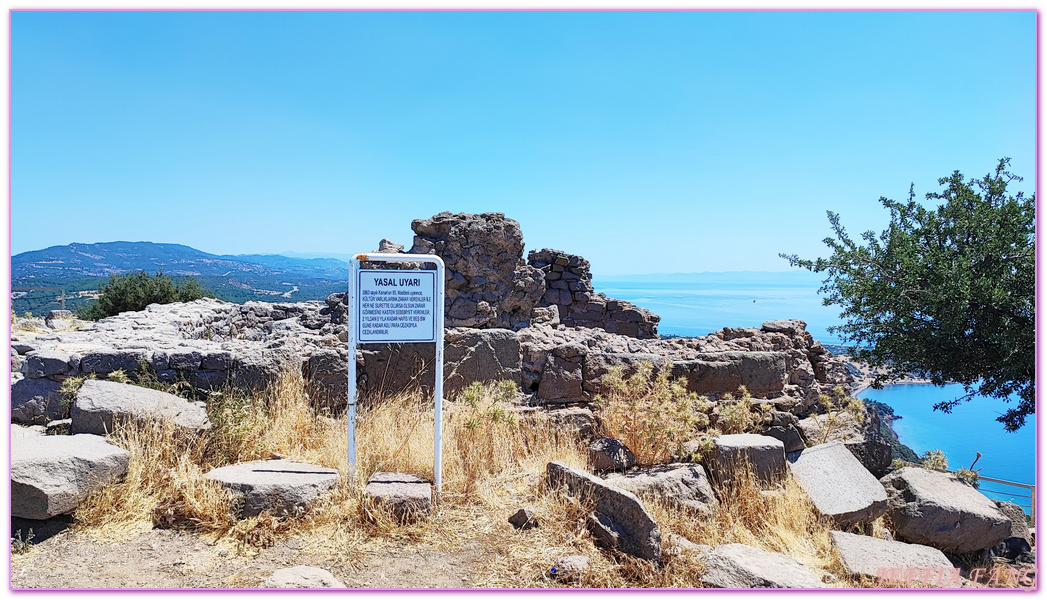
[787,441,887,527]
[830,531,962,588]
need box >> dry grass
[73,369,865,588]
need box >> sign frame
[347,253,446,493]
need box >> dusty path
[11,527,488,589]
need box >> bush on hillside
[77,270,213,320]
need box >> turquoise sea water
[594,271,844,343]
[858,384,1035,486]
[594,272,1037,502]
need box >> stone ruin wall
[13,211,880,469]
[527,248,659,339]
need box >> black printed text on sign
[357,270,437,343]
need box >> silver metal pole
[347,256,360,478]
[432,256,446,494]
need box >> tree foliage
[781,158,1034,431]
[78,270,214,321]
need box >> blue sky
[10,10,1035,275]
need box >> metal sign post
[347,253,446,492]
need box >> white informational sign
[347,254,446,494]
[356,270,437,343]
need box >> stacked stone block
[528,248,659,339]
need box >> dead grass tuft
[73,371,866,588]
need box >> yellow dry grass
[72,369,863,588]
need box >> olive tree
[782,158,1034,431]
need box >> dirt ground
[10,525,490,590]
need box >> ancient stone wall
[408,212,545,331]
[528,248,660,339]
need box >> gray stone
[546,461,661,562]
[763,425,806,454]
[80,348,147,374]
[709,434,786,485]
[205,459,340,518]
[444,328,522,396]
[603,463,718,516]
[830,531,960,587]
[261,566,346,588]
[364,472,433,523]
[537,355,583,402]
[671,352,788,397]
[304,348,348,411]
[71,379,211,436]
[991,501,1033,561]
[700,544,825,588]
[786,442,887,527]
[588,437,637,472]
[11,377,68,425]
[11,433,130,519]
[200,351,233,371]
[796,409,891,475]
[550,555,590,582]
[508,507,538,530]
[25,349,76,378]
[545,407,597,439]
[761,319,807,334]
[188,370,227,390]
[880,467,1011,554]
[230,347,297,393]
[167,349,203,371]
[11,347,23,373]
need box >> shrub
[715,386,773,434]
[592,362,714,465]
[78,270,213,320]
[920,449,949,471]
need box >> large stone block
[700,544,825,588]
[304,348,349,411]
[261,566,346,589]
[671,351,788,397]
[602,463,719,516]
[546,461,661,562]
[880,467,1011,554]
[205,459,340,518]
[830,531,960,587]
[443,328,522,396]
[796,408,891,475]
[363,472,433,523]
[786,442,887,527]
[11,377,67,425]
[537,356,583,402]
[709,434,786,485]
[25,349,76,378]
[71,379,211,436]
[80,349,148,374]
[12,434,130,519]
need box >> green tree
[78,270,214,320]
[781,159,1034,431]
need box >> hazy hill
[12,242,349,315]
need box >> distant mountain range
[11,241,350,315]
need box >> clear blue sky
[10,10,1035,275]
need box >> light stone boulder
[709,433,786,485]
[880,467,1011,554]
[602,463,719,517]
[71,379,211,436]
[550,555,590,582]
[204,459,340,518]
[364,472,433,523]
[546,461,661,562]
[700,544,825,588]
[786,442,887,527]
[11,377,67,425]
[11,433,130,519]
[830,531,960,587]
[261,566,346,588]
[11,423,43,439]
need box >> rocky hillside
[12,241,348,314]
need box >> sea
[594,272,1037,504]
